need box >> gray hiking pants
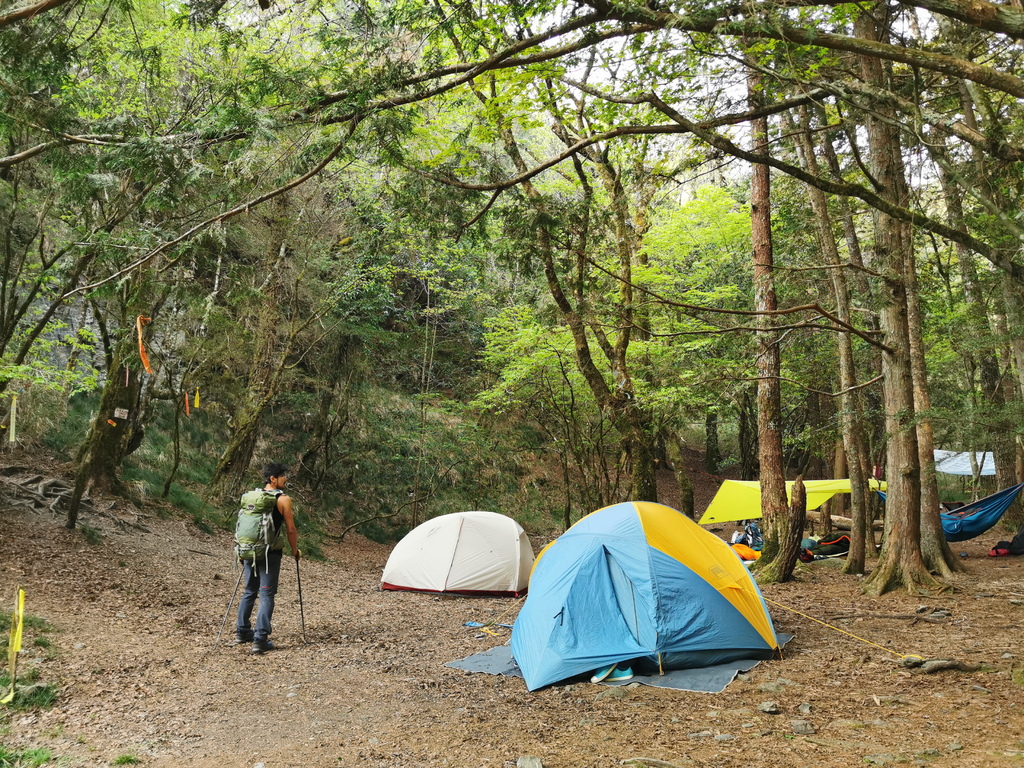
[237,549,283,641]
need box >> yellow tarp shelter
[698,479,886,525]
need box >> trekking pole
[215,566,245,647]
[295,553,307,644]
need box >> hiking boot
[251,638,275,655]
[590,663,618,683]
[234,631,253,645]
[606,666,634,683]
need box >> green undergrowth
[1012,666,1024,687]
[44,380,574,552]
[0,745,53,768]
[39,393,97,460]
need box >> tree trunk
[856,3,942,595]
[705,412,721,474]
[738,388,758,480]
[670,431,695,519]
[747,70,790,584]
[906,247,961,576]
[774,475,807,582]
[208,195,294,501]
[791,105,874,570]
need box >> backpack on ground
[234,489,283,566]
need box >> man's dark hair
[262,462,289,483]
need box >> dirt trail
[2,497,1023,768]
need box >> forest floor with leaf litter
[2,463,1024,768]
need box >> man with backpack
[234,462,299,654]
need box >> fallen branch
[805,510,883,530]
[919,659,982,673]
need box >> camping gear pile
[798,533,851,562]
[730,521,763,561]
[990,521,1024,557]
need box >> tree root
[900,657,981,673]
[0,469,93,518]
[826,613,946,624]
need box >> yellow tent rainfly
[698,479,887,525]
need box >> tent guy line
[763,596,921,662]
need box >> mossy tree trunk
[67,336,147,529]
[208,195,296,502]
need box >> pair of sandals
[590,662,634,684]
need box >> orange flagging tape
[136,316,153,374]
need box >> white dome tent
[381,511,534,596]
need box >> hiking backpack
[234,489,283,566]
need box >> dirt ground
[2,462,1024,768]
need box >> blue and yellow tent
[510,501,779,691]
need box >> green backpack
[234,489,283,566]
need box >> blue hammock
[876,483,1024,542]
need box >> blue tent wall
[510,502,778,690]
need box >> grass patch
[0,745,52,767]
[78,523,104,546]
[0,668,58,711]
[111,755,141,765]
[0,613,50,635]
[191,514,214,535]
[1012,666,1024,687]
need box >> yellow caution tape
[1,588,25,705]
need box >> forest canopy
[4,0,1024,593]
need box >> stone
[758,702,781,715]
[595,686,626,701]
[946,743,963,752]
[918,748,941,757]
[686,731,713,739]
[863,754,895,765]
[1002,653,1014,659]
[758,682,785,694]
[714,734,735,741]
[517,757,544,768]
[791,720,816,735]
[798,703,813,714]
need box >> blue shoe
[606,666,634,683]
[590,664,618,683]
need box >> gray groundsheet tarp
[446,635,794,694]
